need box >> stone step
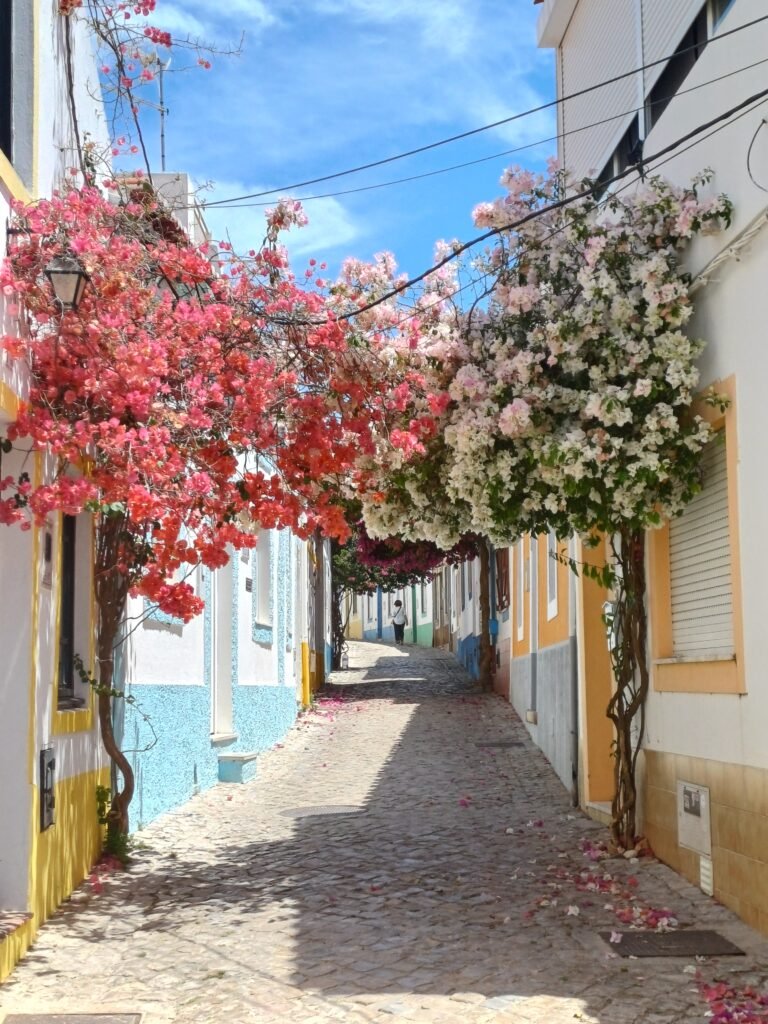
[217,751,258,784]
[0,910,32,941]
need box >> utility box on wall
[40,747,56,831]
[677,779,714,895]
[677,779,712,855]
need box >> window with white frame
[367,591,374,621]
[516,539,525,641]
[420,579,427,615]
[669,437,734,659]
[253,529,272,634]
[546,530,558,621]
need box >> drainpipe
[489,541,498,678]
[569,535,580,808]
[314,532,326,688]
[528,537,538,723]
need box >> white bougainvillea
[361,167,732,550]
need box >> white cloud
[310,0,477,56]
[196,181,362,265]
[147,0,276,43]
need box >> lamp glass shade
[44,255,89,311]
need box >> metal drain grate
[4,1016,141,1023]
[282,805,365,818]
[599,930,745,958]
[475,740,523,749]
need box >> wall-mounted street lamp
[44,254,89,312]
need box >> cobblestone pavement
[2,641,767,1024]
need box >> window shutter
[669,439,734,658]
[560,0,639,181]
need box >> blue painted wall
[122,535,300,830]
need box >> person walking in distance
[392,599,408,645]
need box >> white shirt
[392,606,407,625]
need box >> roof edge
[536,0,579,47]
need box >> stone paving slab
[1,640,767,1024]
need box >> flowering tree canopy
[1,185,392,618]
[361,168,732,551]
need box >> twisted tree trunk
[94,514,134,838]
[605,527,649,850]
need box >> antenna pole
[159,60,167,172]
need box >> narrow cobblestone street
[1,641,767,1024]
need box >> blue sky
[137,0,555,280]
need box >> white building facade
[535,0,768,933]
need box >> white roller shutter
[642,0,706,96]
[669,438,734,659]
[560,0,640,181]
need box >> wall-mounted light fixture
[44,254,89,311]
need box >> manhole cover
[282,805,365,818]
[599,930,745,958]
[4,1017,141,1023]
[476,740,523,749]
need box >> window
[420,579,427,615]
[669,439,733,659]
[56,512,92,710]
[58,515,77,703]
[255,531,272,625]
[495,548,510,612]
[516,540,525,641]
[387,590,393,615]
[367,591,374,621]
[546,530,558,621]
[591,117,641,201]
[0,1,11,161]
[646,6,708,131]
[460,562,466,610]
[648,376,744,694]
[0,1,33,185]
[352,592,358,615]
[252,530,273,644]
[712,0,736,29]
[467,560,473,600]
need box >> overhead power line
[195,56,768,211]
[380,89,768,335]
[334,86,768,324]
[199,13,768,209]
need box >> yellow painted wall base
[300,641,311,708]
[644,751,768,936]
[0,766,109,984]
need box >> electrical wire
[332,86,768,325]
[192,56,768,211]
[746,117,768,192]
[198,13,768,209]
[381,90,768,335]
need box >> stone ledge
[0,911,32,941]
[218,751,258,784]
